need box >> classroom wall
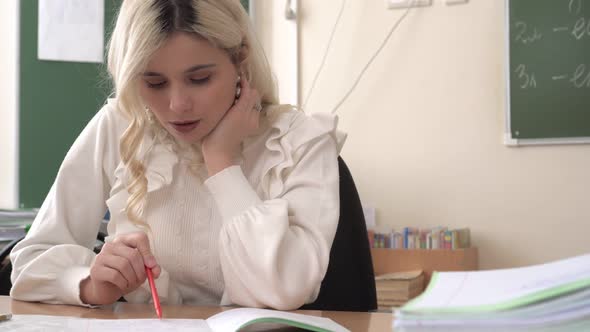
[251,0,299,106]
[254,0,590,270]
[0,0,19,209]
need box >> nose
[169,86,192,114]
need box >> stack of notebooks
[0,209,37,249]
[0,209,37,220]
[394,253,590,330]
[375,270,425,310]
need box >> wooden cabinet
[371,247,479,285]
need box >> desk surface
[0,296,392,331]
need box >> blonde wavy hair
[107,0,278,227]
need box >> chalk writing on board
[517,0,589,43]
[517,64,590,89]
[570,0,582,16]
[568,0,590,40]
[570,64,590,88]
[515,64,537,89]
[570,17,590,40]
[514,0,590,90]
[514,22,543,45]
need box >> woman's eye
[145,80,167,89]
[190,76,210,85]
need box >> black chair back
[0,236,26,296]
[301,156,378,312]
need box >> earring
[145,107,154,123]
[235,75,242,99]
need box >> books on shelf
[369,226,471,250]
[394,253,590,329]
[376,270,425,310]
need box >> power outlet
[387,0,432,9]
[445,0,469,5]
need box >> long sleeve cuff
[205,165,262,222]
[62,266,94,307]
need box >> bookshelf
[371,247,479,285]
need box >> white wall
[251,0,299,106]
[0,0,19,209]
[255,0,590,270]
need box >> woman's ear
[234,43,249,66]
[233,44,250,81]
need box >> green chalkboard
[508,0,590,141]
[240,0,250,12]
[19,0,121,208]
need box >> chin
[163,126,201,144]
[175,135,202,145]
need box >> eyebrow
[142,64,216,77]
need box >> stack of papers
[0,222,29,242]
[394,253,590,330]
[0,209,37,244]
[0,209,38,221]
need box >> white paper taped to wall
[38,0,104,63]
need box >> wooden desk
[0,296,392,331]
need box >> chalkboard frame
[505,0,590,146]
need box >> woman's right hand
[201,77,261,177]
[80,232,160,305]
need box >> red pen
[145,266,162,319]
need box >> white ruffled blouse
[10,99,346,310]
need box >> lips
[170,120,200,134]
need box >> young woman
[10,0,344,310]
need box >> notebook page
[206,308,350,332]
[0,315,211,332]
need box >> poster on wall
[38,0,104,63]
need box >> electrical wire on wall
[301,1,416,114]
[302,0,347,110]
[330,4,413,114]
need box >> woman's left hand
[202,77,261,176]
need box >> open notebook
[0,308,349,332]
[394,252,590,329]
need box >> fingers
[90,259,131,291]
[93,244,143,291]
[102,243,146,282]
[201,74,262,170]
[235,77,261,114]
[234,78,262,135]
[113,232,159,273]
[90,231,161,296]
